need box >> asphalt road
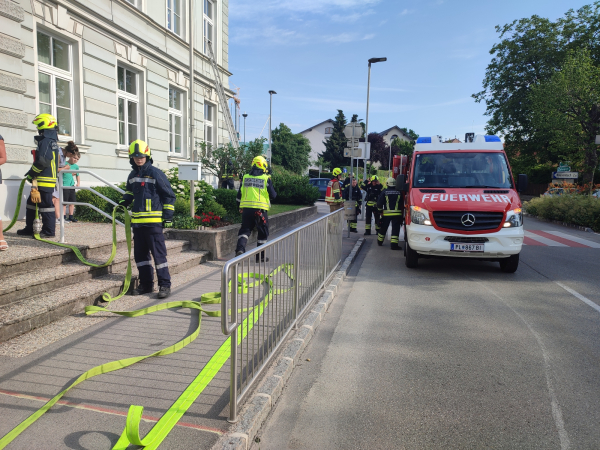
[253,217,600,450]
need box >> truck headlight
[503,208,523,228]
[411,206,432,226]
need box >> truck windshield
[412,152,513,189]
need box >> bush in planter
[214,188,241,222]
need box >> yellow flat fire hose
[0,265,294,449]
[2,178,297,449]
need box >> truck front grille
[432,211,504,231]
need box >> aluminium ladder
[205,38,240,150]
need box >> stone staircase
[0,234,208,343]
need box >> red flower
[202,218,209,223]
[215,216,220,220]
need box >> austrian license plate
[450,243,484,252]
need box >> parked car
[309,178,330,200]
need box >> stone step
[0,250,209,343]
[0,234,130,278]
[0,240,190,308]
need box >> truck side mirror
[517,174,528,193]
[396,174,407,192]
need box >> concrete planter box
[165,206,318,259]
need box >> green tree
[530,49,600,185]
[197,137,265,180]
[320,110,350,169]
[271,123,312,174]
[472,3,600,171]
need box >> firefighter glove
[163,220,173,229]
[30,188,41,204]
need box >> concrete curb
[212,238,366,450]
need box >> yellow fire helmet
[386,177,396,187]
[129,139,151,158]
[252,155,268,171]
[32,113,57,130]
[372,175,379,181]
[332,168,342,176]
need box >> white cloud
[331,9,375,23]
[400,9,414,15]
[323,32,375,44]
[230,0,381,18]
[231,25,302,45]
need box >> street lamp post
[363,57,387,219]
[268,90,277,163]
[242,112,248,145]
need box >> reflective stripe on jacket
[27,129,59,192]
[377,188,403,217]
[121,161,176,227]
[240,174,271,210]
[365,183,382,207]
[325,178,342,204]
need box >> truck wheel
[499,253,519,273]
[405,241,418,268]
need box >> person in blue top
[61,148,80,223]
[118,140,176,299]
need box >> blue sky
[228,0,591,145]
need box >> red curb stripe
[0,388,224,435]
[523,236,546,246]
[528,230,589,248]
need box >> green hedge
[271,169,319,205]
[74,185,126,223]
[214,188,241,222]
[524,195,600,232]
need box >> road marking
[544,231,600,248]
[470,280,570,450]
[523,236,546,246]
[528,230,588,248]
[524,231,568,247]
[0,388,224,436]
[555,282,600,314]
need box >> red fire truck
[396,134,528,273]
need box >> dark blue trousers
[133,226,171,288]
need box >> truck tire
[405,241,418,268]
[499,253,519,273]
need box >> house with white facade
[377,125,411,146]
[0,0,234,221]
[299,119,334,170]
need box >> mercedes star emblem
[461,213,476,227]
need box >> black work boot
[158,286,171,299]
[256,253,269,263]
[391,244,401,250]
[133,285,154,296]
[364,230,371,236]
[16,228,33,236]
[377,240,383,246]
[235,250,244,257]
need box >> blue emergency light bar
[416,137,431,143]
[484,135,501,142]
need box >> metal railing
[221,208,344,422]
[57,170,127,243]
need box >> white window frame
[204,102,215,146]
[37,31,74,142]
[203,0,214,55]
[117,66,140,147]
[168,87,184,154]
[167,0,182,36]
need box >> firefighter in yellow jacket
[235,155,277,261]
[325,168,343,212]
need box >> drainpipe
[189,0,196,218]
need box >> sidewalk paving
[0,202,362,449]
